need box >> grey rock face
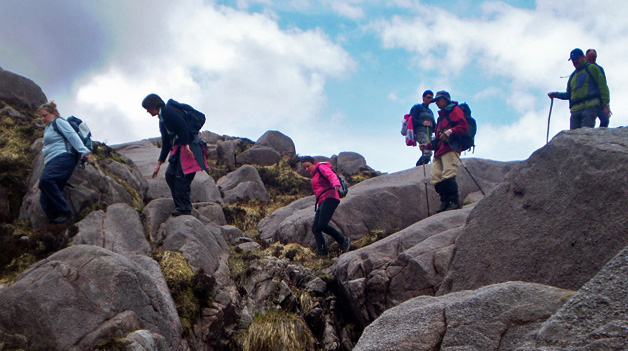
[216,165,269,204]
[0,68,47,109]
[73,203,151,256]
[236,146,281,166]
[354,281,572,351]
[517,245,628,350]
[259,159,514,248]
[0,245,182,351]
[333,207,472,327]
[336,151,369,176]
[254,130,296,157]
[440,128,628,295]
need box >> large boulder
[354,281,572,351]
[518,244,628,350]
[332,207,473,327]
[0,68,47,109]
[72,203,151,256]
[235,146,281,166]
[259,159,514,248]
[439,128,628,295]
[235,131,295,166]
[19,140,144,229]
[335,151,369,176]
[216,165,270,204]
[0,245,182,351]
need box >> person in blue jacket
[38,101,90,223]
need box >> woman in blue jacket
[38,101,90,223]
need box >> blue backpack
[52,116,93,152]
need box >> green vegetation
[239,311,314,351]
[154,250,215,335]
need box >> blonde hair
[38,101,59,116]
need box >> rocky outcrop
[439,128,628,295]
[259,159,514,248]
[0,68,47,109]
[73,203,151,257]
[518,244,628,350]
[0,245,182,351]
[236,130,295,166]
[354,281,572,351]
[334,152,369,176]
[333,207,473,327]
[217,165,270,204]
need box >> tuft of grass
[352,229,386,249]
[154,250,215,335]
[239,311,314,351]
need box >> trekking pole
[546,97,554,144]
[445,139,485,195]
[423,126,431,216]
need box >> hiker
[548,48,610,130]
[409,90,436,166]
[38,101,91,223]
[585,48,611,127]
[419,91,468,213]
[142,94,208,216]
[300,156,351,256]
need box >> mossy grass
[239,311,314,351]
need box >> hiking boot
[341,236,351,253]
[436,201,451,213]
[444,177,461,212]
[52,214,73,224]
[434,180,450,213]
[171,210,192,217]
[317,248,329,257]
[416,155,431,166]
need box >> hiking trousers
[431,151,460,184]
[39,153,77,222]
[570,106,597,129]
[165,156,196,213]
[312,198,346,255]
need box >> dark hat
[422,90,434,98]
[569,48,584,61]
[433,90,451,102]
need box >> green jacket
[556,62,610,112]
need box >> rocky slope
[2,68,628,351]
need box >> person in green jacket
[548,48,610,130]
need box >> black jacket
[158,99,192,163]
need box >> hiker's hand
[422,120,431,126]
[439,130,451,141]
[604,106,611,118]
[152,161,163,178]
[185,145,194,158]
[419,143,428,150]
[548,92,557,99]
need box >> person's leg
[441,152,462,212]
[415,131,432,166]
[598,108,609,128]
[570,110,583,130]
[311,209,328,255]
[316,198,348,249]
[580,106,597,128]
[38,153,77,222]
[431,156,449,212]
[165,158,195,214]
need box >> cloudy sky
[1,0,625,173]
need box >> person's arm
[319,164,341,188]
[162,104,193,157]
[446,107,468,137]
[591,65,610,109]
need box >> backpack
[52,116,93,152]
[317,164,349,198]
[446,103,477,152]
[170,100,206,134]
[401,114,416,146]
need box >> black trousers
[312,198,345,254]
[165,155,195,213]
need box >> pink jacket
[312,162,341,205]
[171,144,209,175]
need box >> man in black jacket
[142,93,206,216]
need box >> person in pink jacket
[301,156,351,256]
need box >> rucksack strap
[51,117,74,155]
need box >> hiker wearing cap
[419,91,468,213]
[585,48,611,127]
[38,101,91,224]
[409,90,436,166]
[548,48,610,130]
[300,156,351,257]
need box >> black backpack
[446,102,477,152]
[170,100,206,134]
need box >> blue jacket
[43,117,90,165]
